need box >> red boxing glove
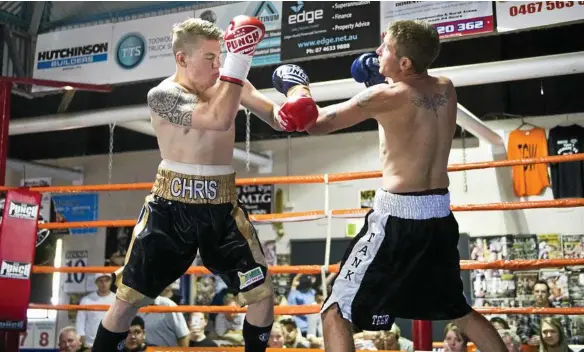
[276,95,318,132]
[221,16,265,86]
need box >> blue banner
[51,193,99,235]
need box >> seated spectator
[268,323,285,348]
[498,329,521,352]
[287,274,316,336]
[140,291,190,347]
[353,330,381,351]
[213,293,244,345]
[490,317,511,331]
[384,324,414,352]
[307,289,325,338]
[188,312,218,347]
[539,317,569,352]
[280,317,311,348]
[443,322,469,352]
[58,326,88,352]
[124,317,147,352]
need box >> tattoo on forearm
[325,108,337,120]
[356,88,375,108]
[147,85,197,126]
[412,89,449,117]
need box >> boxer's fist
[276,95,318,132]
[351,53,386,87]
[272,64,310,96]
[220,16,265,86]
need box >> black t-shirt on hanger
[547,124,584,199]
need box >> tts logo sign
[288,1,323,25]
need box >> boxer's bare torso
[149,77,235,165]
[375,76,457,192]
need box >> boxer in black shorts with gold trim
[296,20,508,352]
[91,16,319,352]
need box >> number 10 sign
[63,250,89,293]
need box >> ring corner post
[413,319,432,351]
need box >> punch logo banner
[0,260,32,279]
[7,201,38,220]
[195,1,283,67]
[238,267,265,289]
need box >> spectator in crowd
[384,324,414,352]
[280,316,311,348]
[267,322,285,348]
[287,274,316,336]
[123,316,147,352]
[76,273,115,348]
[498,329,521,352]
[517,280,571,345]
[539,317,570,352]
[490,317,511,331]
[140,288,190,347]
[188,312,218,347]
[307,289,325,338]
[213,293,244,344]
[58,326,87,352]
[443,322,469,352]
[353,331,379,351]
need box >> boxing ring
[2,79,584,352]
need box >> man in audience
[517,280,571,345]
[287,274,316,337]
[124,316,147,352]
[498,329,521,352]
[280,316,311,348]
[188,312,218,347]
[140,287,190,347]
[307,289,325,338]
[58,326,87,352]
[76,273,116,348]
[214,293,245,344]
[384,324,414,352]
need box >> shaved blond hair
[172,18,223,54]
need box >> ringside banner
[380,1,494,39]
[110,11,194,84]
[194,1,282,67]
[32,24,113,92]
[281,1,380,61]
[496,1,584,32]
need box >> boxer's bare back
[375,76,457,192]
[149,78,235,165]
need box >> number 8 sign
[33,322,56,349]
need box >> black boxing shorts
[112,160,272,307]
[321,188,472,331]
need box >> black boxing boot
[243,318,272,352]
[91,322,128,352]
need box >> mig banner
[380,1,494,39]
[110,11,195,84]
[32,24,113,92]
[496,1,584,32]
[195,1,283,67]
[280,1,380,61]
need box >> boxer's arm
[240,80,284,131]
[306,85,397,135]
[147,83,242,131]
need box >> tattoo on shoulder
[411,88,449,117]
[355,88,376,108]
[147,85,198,126]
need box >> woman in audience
[539,317,569,352]
[267,323,285,348]
[443,322,469,352]
[498,329,521,352]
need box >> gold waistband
[151,168,237,204]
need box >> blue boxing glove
[272,64,310,96]
[351,53,386,87]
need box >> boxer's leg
[454,310,508,352]
[200,201,274,352]
[322,304,355,352]
[93,195,200,351]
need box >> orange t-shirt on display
[507,127,550,197]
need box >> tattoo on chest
[412,90,449,117]
[147,85,198,126]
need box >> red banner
[0,189,41,331]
